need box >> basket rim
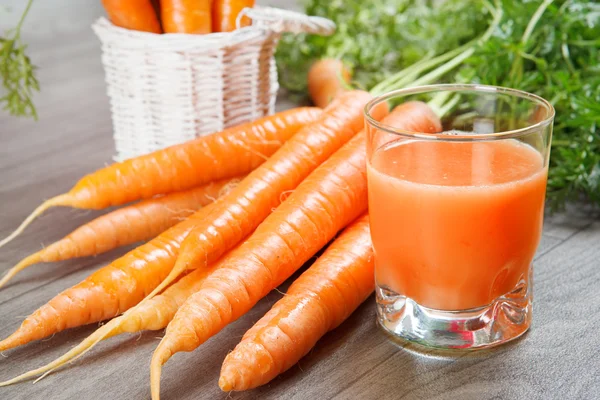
[93,17,272,51]
[93,6,335,50]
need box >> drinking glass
[364,84,555,349]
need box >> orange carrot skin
[175,91,385,276]
[161,0,213,33]
[140,91,385,335]
[0,199,221,352]
[47,179,235,261]
[0,110,321,353]
[102,0,162,33]
[68,108,320,209]
[156,130,371,359]
[308,59,351,108]
[0,262,222,386]
[219,214,373,391]
[0,108,319,250]
[2,183,249,352]
[119,265,217,333]
[212,0,255,32]
[0,178,239,290]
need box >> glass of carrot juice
[365,84,554,349]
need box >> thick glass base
[376,271,532,350]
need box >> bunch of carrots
[0,45,451,397]
[102,0,255,34]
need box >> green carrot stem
[371,0,503,95]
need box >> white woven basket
[93,7,335,161]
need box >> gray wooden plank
[1,1,599,400]
[542,204,597,240]
[536,234,562,258]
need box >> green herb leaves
[276,0,600,210]
[276,0,487,95]
[1,0,38,119]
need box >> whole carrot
[212,0,255,33]
[219,214,373,391]
[0,262,219,386]
[0,109,320,351]
[0,177,240,290]
[101,0,162,33]
[0,103,327,352]
[140,90,384,316]
[161,0,213,33]
[0,108,320,248]
[308,59,351,108]
[150,102,442,399]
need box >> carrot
[0,177,239,290]
[139,90,383,321]
[150,134,370,399]
[161,0,213,33]
[0,92,374,379]
[0,107,320,249]
[308,59,351,108]
[0,262,219,386]
[0,100,342,352]
[0,199,224,352]
[212,0,255,33]
[151,0,161,18]
[150,102,441,399]
[101,0,162,33]
[0,212,199,351]
[219,214,373,391]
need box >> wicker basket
[93,7,335,161]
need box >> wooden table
[1,1,599,399]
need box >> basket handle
[240,6,336,36]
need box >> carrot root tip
[0,194,70,249]
[0,253,42,290]
[0,319,119,387]
[151,345,171,400]
[0,331,22,353]
[218,376,234,392]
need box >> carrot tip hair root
[151,344,171,400]
[0,194,70,249]
[0,253,41,289]
[0,262,216,387]
[218,376,234,392]
[0,319,119,387]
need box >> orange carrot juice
[367,139,547,311]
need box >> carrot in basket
[212,0,255,32]
[101,0,162,33]
[308,59,351,108]
[150,101,442,399]
[0,260,220,386]
[161,0,213,33]
[0,107,320,249]
[140,90,382,318]
[0,177,240,290]
[219,214,373,391]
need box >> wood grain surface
[1,1,599,399]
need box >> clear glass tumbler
[364,84,555,349]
